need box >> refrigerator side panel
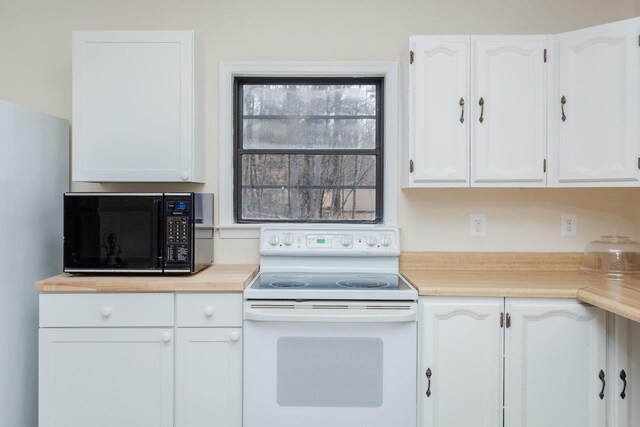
[0,101,69,427]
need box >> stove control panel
[260,227,400,256]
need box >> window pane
[243,117,375,150]
[243,84,377,117]
[240,154,377,221]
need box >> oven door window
[64,196,163,270]
[277,337,383,408]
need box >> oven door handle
[244,310,417,323]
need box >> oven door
[243,302,417,427]
[63,194,164,272]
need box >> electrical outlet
[470,214,486,237]
[561,214,577,237]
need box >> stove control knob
[341,235,353,247]
[268,235,280,246]
[381,235,393,247]
[283,234,295,246]
[365,236,377,247]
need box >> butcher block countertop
[400,252,640,323]
[35,264,259,293]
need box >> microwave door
[64,195,164,272]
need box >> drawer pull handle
[161,333,172,343]
[620,370,627,400]
[204,306,214,317]
[426,368,432,397]
[101,307,112,318]
[229,332,240,342]
[459,97,465,123]
[599,370,606,400]
[479,97,485,123]
[561,96,567,122]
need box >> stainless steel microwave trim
[64,269,165,274]
[64,192,164,197]
[163,192,193,196]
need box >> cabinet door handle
[426,368,432,397]
[599,370,606,400]
[479,97,485,123]
[620,370,627,400]
[459,98,465,123]
[561,96,567,122]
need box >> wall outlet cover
[561,214,577,237]
[470,214,486,237]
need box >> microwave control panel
[165,196,192,268]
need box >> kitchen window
[233,77,384,223]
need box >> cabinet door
[409,37,470,187]
[39,328,174,427]
[471,36,547,187]
[505,299,606,427]
[176,328,242,427]
[420,297,503,427]
[607,314,631,426]
[72,31,203,183]
[631,320,640,426]
[550,20,640,186]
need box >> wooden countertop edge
[34,264,259,293]
[416,287,581,298]
[400,268,640,323]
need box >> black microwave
[63,193,213,274]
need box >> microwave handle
[155,198,164,268]
[244,309,417,323]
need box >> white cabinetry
[471,37,547,187]
[175,294,243,427]
[548,19,640,187]
[504,299,606,427]
[419,297,503,427]
[39,293,243,427]
[72,31,204,182]
[39,328,174,427]
[408,37,470,187]
[631,320,640,425]
[406,36,546,188]
[419,297,607,427]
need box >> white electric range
[243,226,417,427]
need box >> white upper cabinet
[549,19,640,186]
[471,37,547,187]
[406,35,546,188]
[72,31,204,182]
[408,37,470,187]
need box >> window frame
[218,62,398,239]
[233,76,385,224]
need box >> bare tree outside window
[234,77,383,223]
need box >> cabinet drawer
[176,293,242,327]
[40,293,174,327]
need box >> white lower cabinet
[631,320,640,426]
[175,328,242,427]
[420,297,608,427]
[420,297,503,427]
[39,293,243,427]
[39,328,174,427]
[504,299,606,427]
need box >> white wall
[1,0,639,263]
